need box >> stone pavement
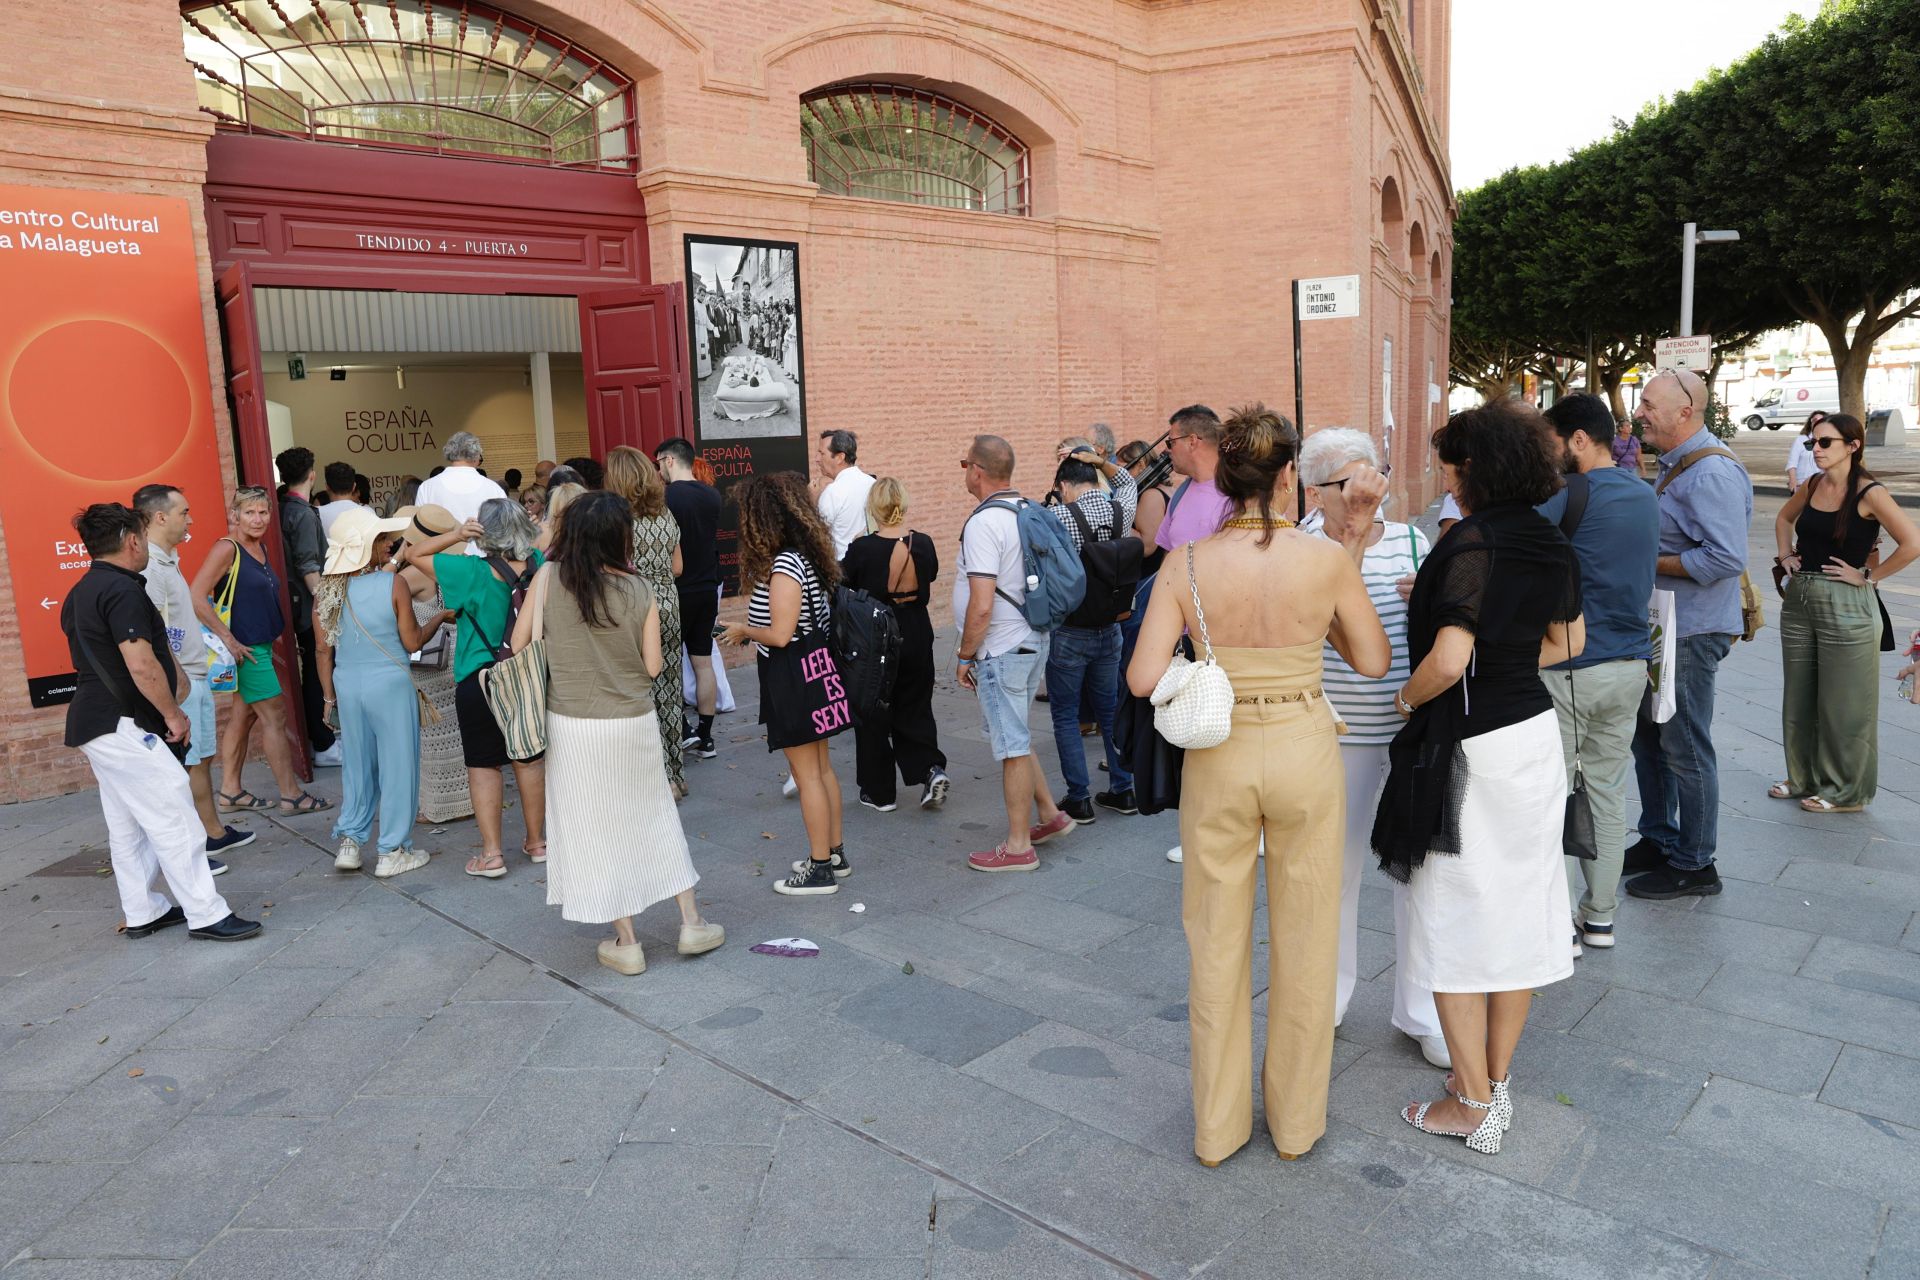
[1,494,1917,1278]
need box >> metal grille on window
[179,1,636,171]
[801,83,1030,217]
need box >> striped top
[747,549,829,658]
[1311,518,1428,745]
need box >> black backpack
[1062,504,1144,629]
[830,584,902,727]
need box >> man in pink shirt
[1155,404,1234,553]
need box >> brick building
[0,0,1451,803]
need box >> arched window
[801,83,1030,216]
[180,1,635,171]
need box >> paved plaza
[1,496,1917,1278]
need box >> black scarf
[1371,501,1572,882]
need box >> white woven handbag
[1149,542,1234,749]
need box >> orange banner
[0,185,229,706]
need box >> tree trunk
[1835,349,1870,422]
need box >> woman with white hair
[1300,427,1448,1069]
[410,497,548,880]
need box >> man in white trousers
[60,503,261,942]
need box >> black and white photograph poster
[685,236,806,442]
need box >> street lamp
[1679,222,1740,337]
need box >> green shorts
[235,643,282,704]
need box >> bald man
[1622,367,1751,904]
[533,460,557,487]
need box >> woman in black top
[1771,413,1919,812]
[1373,400,1584,1156]
[840,479,949,813]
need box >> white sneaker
[782,773,798,799]
[374,848,429,879]
[1415,1033,1453,1069]
[333,837,362,871]
[1166,845,1183,864]
[312,743,344,768]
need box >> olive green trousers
[1780,574,1880,809]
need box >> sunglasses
[1654,368,1696,409]
[1810,435,1848,449]
[958,457,978,471]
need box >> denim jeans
[1632,632,1734,871]
[1045,623,1131,801]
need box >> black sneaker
[1095,789,1138,816]
[921,770,950,811]
[1061,796,1096,825]
[1625,864,1722,900]
[125,906,186,939]
[207,858,229,877]
[859,792,898,813]
[789,849,853,878]
[189,913,263,941]
[1622,837,1667,876]
[681,731,703,749]
[774,858,841,896]
[207,826,256,855]
[690,737,717,760]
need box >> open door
[578,282,691,456]
[214,263,312,781]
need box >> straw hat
[396,503,457,544]
[323,505,410,575]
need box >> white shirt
[140,541,206,681]
[416,466,507,554]
[1786,435,1821,487]
[317,499,365,537]
[816,465,876,558]
[954,495,1039,659]
[1438,492,1462,524]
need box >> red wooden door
[578,283,690,456]
[214,263,312,781]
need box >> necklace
[1221,515,1296,530]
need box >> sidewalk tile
[1777,859,1920,913]
[1569,987,1842,1095]
[32,1116,317,1259]
[1795,934,1920,1003]
[929,1193,1126,1279]
[312,928,494,1018]
[197,1014,422,1118]
[176,1228,381,1279]
[0,1262,180,1279]
[813,1049,1066,1183]
[958,890,1144,957]
[836,908,1047,986]
[1674,1075,1920,1204]
[677,999,905,1102]
[829,973,1039,1067]
[1698,963,1920,1057]
[1194,1211,1430,1280]
[0,996,196,1090]
[451,952,562,1002]
[362,1185,586,1280]
[148,966,354,1051]
[961,1020,1192,1158]
[1875,1209,1920,1279]
[362,1000,568,1095]
[1699,879,1912,948]
[237,1096,485,1229]
[1819,1044,1920,1130]
[438,1067,650,1189]
[0,1161,122,1262]
[741,1114,933,1261]
[1542,1121,1881,1277]
[543,1141,765,1278]
[1,1048,251,1162]
[0,1089,65,1142]
[526,999,667,1070]
[620,1048,796,1148]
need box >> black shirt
[1794,483,1882,570]
[664,480,723,592]
[61,561,179,747]
[841,531,938,609]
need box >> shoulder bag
[202,539,243,692]
[343,587,442,728]
[479,567,549,761]
[761,557,853,748]
[1149,542,1234,749]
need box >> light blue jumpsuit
[331,574,420,855]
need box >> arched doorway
[181,0,688,769]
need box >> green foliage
[1450,0,1920,418]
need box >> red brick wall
[0,0,1449,803]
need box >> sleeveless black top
[1795,482,1882,570]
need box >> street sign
[1296,275,1361,321]
[1656,334,1712,370]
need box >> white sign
[1656,334,1712,371]
[1297,274,1361,321]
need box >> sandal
[1403,1094,1502,1154]
[1444,1071,1514,1133]
[216,789,274,813]
[522,841,547,865]
[278,791,333,815]
[465,852,508,879]
[1800,795,1863,814]
[1767,781,1800,800]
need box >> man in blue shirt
[1623,369,1752,899]
[1538,395,1659,950]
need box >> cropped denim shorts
[973,636,1049,761]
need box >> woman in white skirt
[1372,399,1584,1155]
[510,490,723,976]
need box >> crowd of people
[58,367,1911,1167]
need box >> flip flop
[1799,796,1863,814]
[522,841,547,865]
[216,790,274,813]
[1767,781,1800,800]
[278,791,333,815]
[465,852,508,879]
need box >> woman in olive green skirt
[1771,414,1920,813]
